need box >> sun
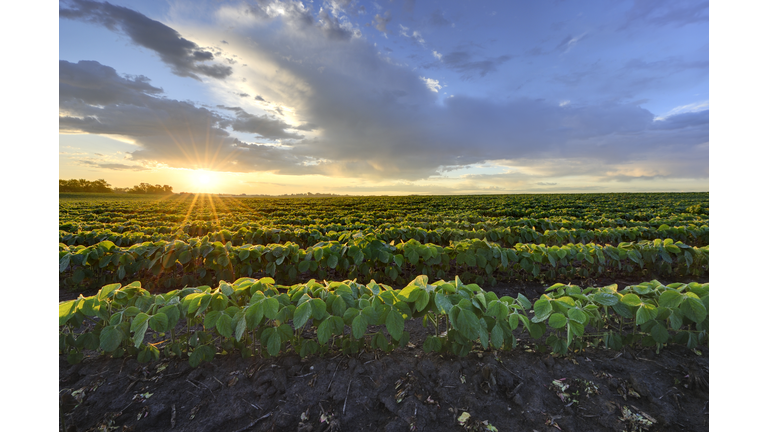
[192,170,217,192]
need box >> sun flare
[191,170,217,192]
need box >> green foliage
[59,276,708,366]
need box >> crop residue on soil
[60,340,707,432]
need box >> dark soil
[59,277,709,432]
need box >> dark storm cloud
[59,60,311,173]
[59,0,233,80]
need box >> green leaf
[352,314,367,339]
[386,309,405,341]
[415,290,430,312]
[592,292,619,306]
[245,303,264,329]
[298,260,311,272]
[651,322,669,344]
[548,313,567,328]
[317,317,333,344]
[327,254,339,269]
[59,254,71,273]
[59,300,78,326]
[148,313,169,332]
[99,325,122,352]
[310,298,328,320]
[533,298,553,320]
[635,304,658,326]
[516,294,531,309]
[627,249,643,265]
[204,310,222,329]
[234,313,247,341]
[131,313,150,332]
[456,308,481,340]
[267,331,282,356]
[132,320,148,348]
[567,308,588,324]
[659,290,684,308]
[98,283,121,301]
[263,297,280,320]
[491,323,504,348]
[179,250,192,264]
[669,309,684,330]
[620,293,642,307]
[681,297,707,323]
[293,301,312,329]
[216,314,233,338]
[508,313,519,331]
[423,335,442,353]
[435,292,453,314]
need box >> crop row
[59,276,709,366]
[59,223,709,250]
[59,236,708,291]
[60,212,708,237]
[60,192,709,224]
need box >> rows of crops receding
[59,193,708,292]
[59,192,709,367]
[60,192,708,227]
[60,223,709,249]
[59,236,708,292]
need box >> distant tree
[59,178,113,193]
[127,182,174,194]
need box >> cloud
[420,77,442,93]
[60,0,232,80]
[59,60,163,105]
[372,11,392,35]
[217,106,305,140]
[554,33,588,53]
[61,2,708,186]
[79,161,150,171]
[59,60,310,173]
[429,50,513,80]
[621,0,709,30]
[317,9,354,41]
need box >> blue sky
[58,0,709,194]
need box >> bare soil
[59,277,709,432]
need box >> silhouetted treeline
[59,179,173,194]
[59,179,113,193]
[125,183,173,194]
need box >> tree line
[59,179,173,194]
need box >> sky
[58,0,709,195]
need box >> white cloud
[654,100,709,121]
[420,77,442,93]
